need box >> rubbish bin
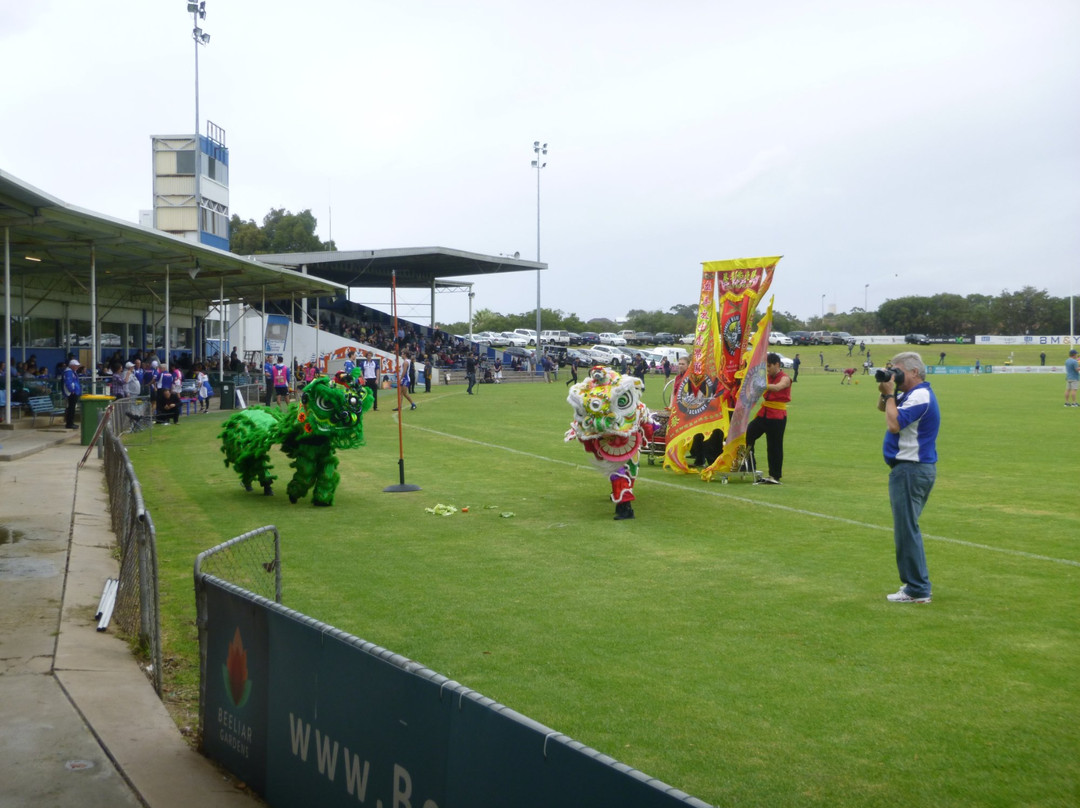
[80,394,115,445]
[218,381,236,410]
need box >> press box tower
[151,121,229,250]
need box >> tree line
[226,211,1071,337]
[448,288,1072,338]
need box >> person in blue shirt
[877,351,939,604]
[62,358,83,429]
[1064,348,1079,407]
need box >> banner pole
[384,270,420,493]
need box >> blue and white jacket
[883,381,939,466]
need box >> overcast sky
[3,0,1078,327]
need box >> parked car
[653,332,677,344]
[618,330,637,344]
[503,346,535,361]
[576,347,608,363]
[905,333,931,345]
[77,332,122,346]
[633,332,656,345]
[830,331,855,345]
[567,332,586,345]
[542,345,571,366]
[598,332,627,346]
[788,330,814,345]
[809,330,829,345]
[513,328,538,345]
[678,333,695,344]
[567,348,594,364]
[589,344,625,361]
[541,329,571,346]
[499,332,529,347]
[579,331,600,343]
[769,331,794,346]
[774,353,796,369]
[470,332,495,345]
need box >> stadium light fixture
[532,141,547,358]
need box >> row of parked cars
[773,330,856,346]
[465,327,891,354]
[462,329,690,349]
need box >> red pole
[384,271,419,491]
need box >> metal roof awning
[255,247,545,291]
[0,169,345,305]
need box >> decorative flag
[663,271,726,472]
[704,295,773,480]
[664,256,781,476]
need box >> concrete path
[0,429,261,808]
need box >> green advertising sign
[200,580,710,807]
[202,583,269,793]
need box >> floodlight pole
[532,141,547,366]
[189,1,209,244]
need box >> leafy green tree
[228,215,266,254]
[995,286,1055,334]
[771,310,805,333]
[1045,296,1073,333]
[964,294,996,334]
[229,208,335,254]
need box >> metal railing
[194,525,282,605]
[193,526,281,732]
[99,418,163,694]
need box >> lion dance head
[565,367,650,519]
[295,373,372,450]
[565,366,649,465]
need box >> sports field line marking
[409,425,1080,569]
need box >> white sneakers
[886,586,931,604]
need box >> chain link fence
[194,526,282,729]
[106,395,156,446]
[194,526,282,604]
[99,418,163,694]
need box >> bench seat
[27,395,67,427]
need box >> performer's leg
[766,418,786,480]
[311,453,341,507]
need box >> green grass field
[129,343,1079,807]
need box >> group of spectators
[317,305,486,381]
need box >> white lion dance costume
[565,366,652,520]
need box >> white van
[541,329,570,346]
[652,346,688,365]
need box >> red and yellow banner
[664,256,780,475]
[704,296,773,479]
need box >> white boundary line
[408,424,1080,569]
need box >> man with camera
[876,352,939,604]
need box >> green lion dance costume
[219,371,372,506]
[565,366,653,520]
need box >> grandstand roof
[0,169,344,305]
[255,247,546,291]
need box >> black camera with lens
[875,366,905,385]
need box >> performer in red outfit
[745,353,792,484]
